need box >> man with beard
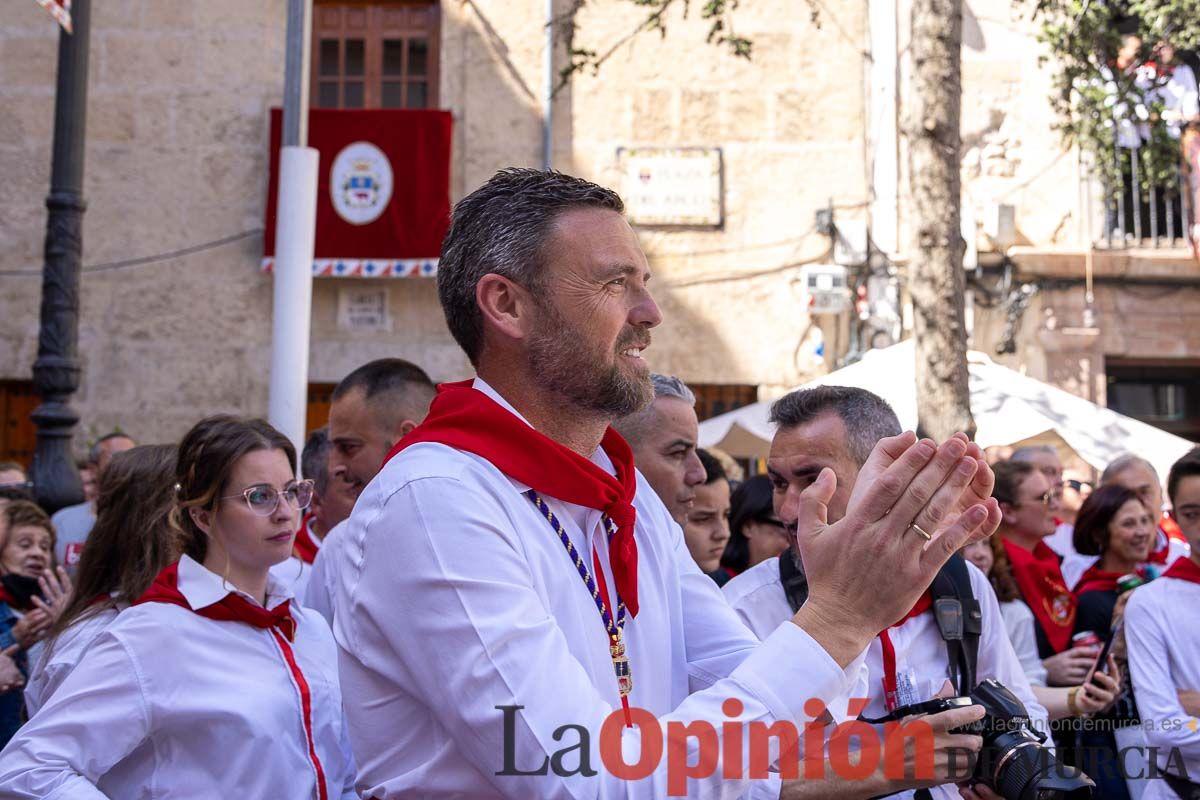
[302,358,435,623]
[722,386,1046,800]
[334,168,1001,798]
[612,373,707,525]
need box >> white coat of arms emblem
[330,142,393,226]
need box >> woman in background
[25,444,180,715]
[714,474,791,585]
[0,415,356,798]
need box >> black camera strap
[778,552,809,613]
[930,553,982,696]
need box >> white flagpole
[268,0,317,459]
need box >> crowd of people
[0,167,1196,799]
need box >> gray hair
[437,168,625,366]
[301,427,332,496]
[650,373,695,406]
[1100,453,1159,485]
[613,373,695,444]
[1010,445,1059,463]
[769,385,901,466]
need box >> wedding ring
[909,523,933,541]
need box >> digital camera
[889,679,1094,800]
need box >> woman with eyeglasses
[0,415,356,799]
[23,444,180,715]
[992,460,1095,686]
[712,474,792,586]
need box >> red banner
[263,108,452,277]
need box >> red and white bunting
[34,0,72,33]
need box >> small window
[1106,360,1200,441]
[311,2,440,110]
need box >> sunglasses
[220,480,314,517]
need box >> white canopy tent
[699,340,1196,481]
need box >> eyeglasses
[1017,490,1055,508]
[1065,479,1093,493]
[220,480,314,517]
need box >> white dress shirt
[24,602,125,717]
[724,556,1050,800]
[1125,566,1200,800]
[334,378,860,799]
[303,519,348,626]
[0,555,356,799]
[998,600,1047,687]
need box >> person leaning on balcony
[332,167,1002,798]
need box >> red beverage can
[1117,573,1145,593]
[1072,631,1102,650]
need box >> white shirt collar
[305,515,323,549]
[468,377,616,485]
[177,554,294,610]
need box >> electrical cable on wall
[0,229,263,277]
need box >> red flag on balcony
[35,0,72,33]
[263,108,453,278]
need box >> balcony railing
[1098,122,1198,250]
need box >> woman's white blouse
[0,556,356,799]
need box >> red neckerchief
[1148,520,1183,564]
[1163,556,1200,585]
[134,562,297,642]
[1003,538,1077,652]
[385,381,642,616]
[879,591,934,711]
[1075,563,1123,596]
[292,512,319,564]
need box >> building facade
[0,0,1195,462]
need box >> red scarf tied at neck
[1003,538,1077,653]
[1163,555,1200,585]
[384,381,641,617]
[1074,563,1125,596]
[135,562,297,642]
[293,512,319,564]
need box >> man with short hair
[334,168,999,798]
[723,386,1042,800]
[270,427,359,598]
[1126,447,1200,800]
[49,431,135,574]
[682,448,731,577]
[303,359,435,623]
[612,373,706,525]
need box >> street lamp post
[31,0,91,514]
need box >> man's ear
[189,506,213,536]
[999,501,1017,527]
[475,273,536,344]
[397,419,419,439]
